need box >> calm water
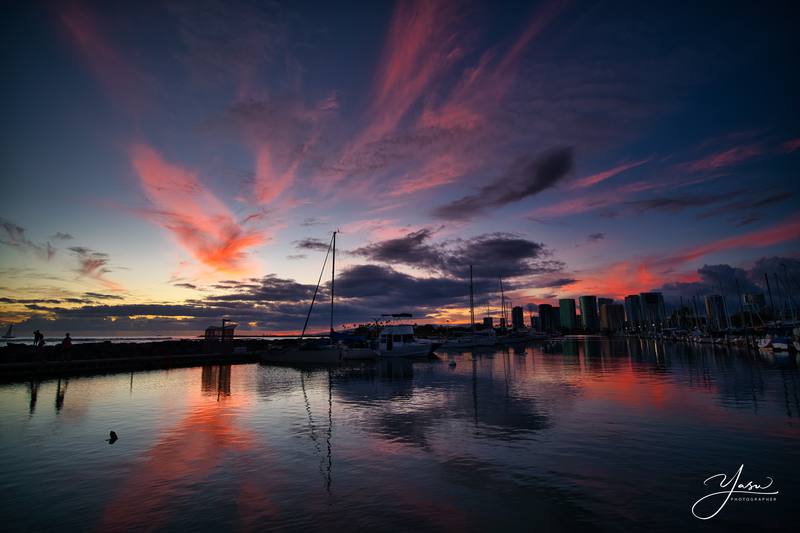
[1,339,798,532]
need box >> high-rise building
[482,316,494,329]
[624,295,643,328]
[551,306,561,330]
[705,295,728,330]
[600,303,626,333]
[538,304,553,331]
[640,292,666,327]
[559,299,577,330]
[579,296,599,332]
[511,306,525,330]
[598,297,614,309]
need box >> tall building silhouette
[559,299,577,330]
[579,296,599,332]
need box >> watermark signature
[691,464,779,520]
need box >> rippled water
[1,338,798,532]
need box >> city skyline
[2,0,799,335]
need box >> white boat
[1,324,14,339]
[440,329,496,348]
[376,325,435,357]
[757,336,771,349]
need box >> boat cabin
[379,325,416,351]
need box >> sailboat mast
[499,275,506,331]
[469,265,475,333]
[330,231,336,337]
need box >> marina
[1,338,797,531]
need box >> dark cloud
[432,147,573,220]
[351,230,564,281]
[293,237,330,252]
[696,192,790,220]
[300,217,325,227]
[50,232,74,240]
[83,292,124,301]
[351,229,442,271]
[286,254,307,260]
[174,282,198,290]
[586,233,605,242]
[749,257,800,289]
[0,217,55,260]
[656,263,764,304]
[625,195,719,214]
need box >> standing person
[33,330,41,346]
[61,333,72,361]
[37,331,45,348]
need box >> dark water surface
[1,339,798,532]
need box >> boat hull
[376,345,433,358]
[260,347,343,365]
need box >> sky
[1,0,799,335]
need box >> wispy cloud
[0,218,56,260]
[680,143,763,173]
[129,143,266,273]
[68,246,123,291]
[569,158,651,190]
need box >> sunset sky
[1,0,798,335]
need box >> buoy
[107,431,118,444]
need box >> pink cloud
[129,143,266,273]
[781,138,800,153]
[681,143,763,173]
[657,214,800,268]
[569,158,651,189]
[60,4,157,116]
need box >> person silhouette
[61,333,72,361]
[33,330,41,346]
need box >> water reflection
[0,340,798,531]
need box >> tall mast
[499,275,506,331]
[330,230,336,338]
[469,265,475,334]
[765,273,775,319]
[773,273,784,320]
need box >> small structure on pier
[204,322,236,341]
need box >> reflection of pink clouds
[129,143,266,273]
[101,400,256,531]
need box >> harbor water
[0,338,798,532]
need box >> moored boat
[376,325,437,357]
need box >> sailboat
[261,231,347,364]
[2,324,14,339]
[440,266,496,349]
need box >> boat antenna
[300,231,335,340]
